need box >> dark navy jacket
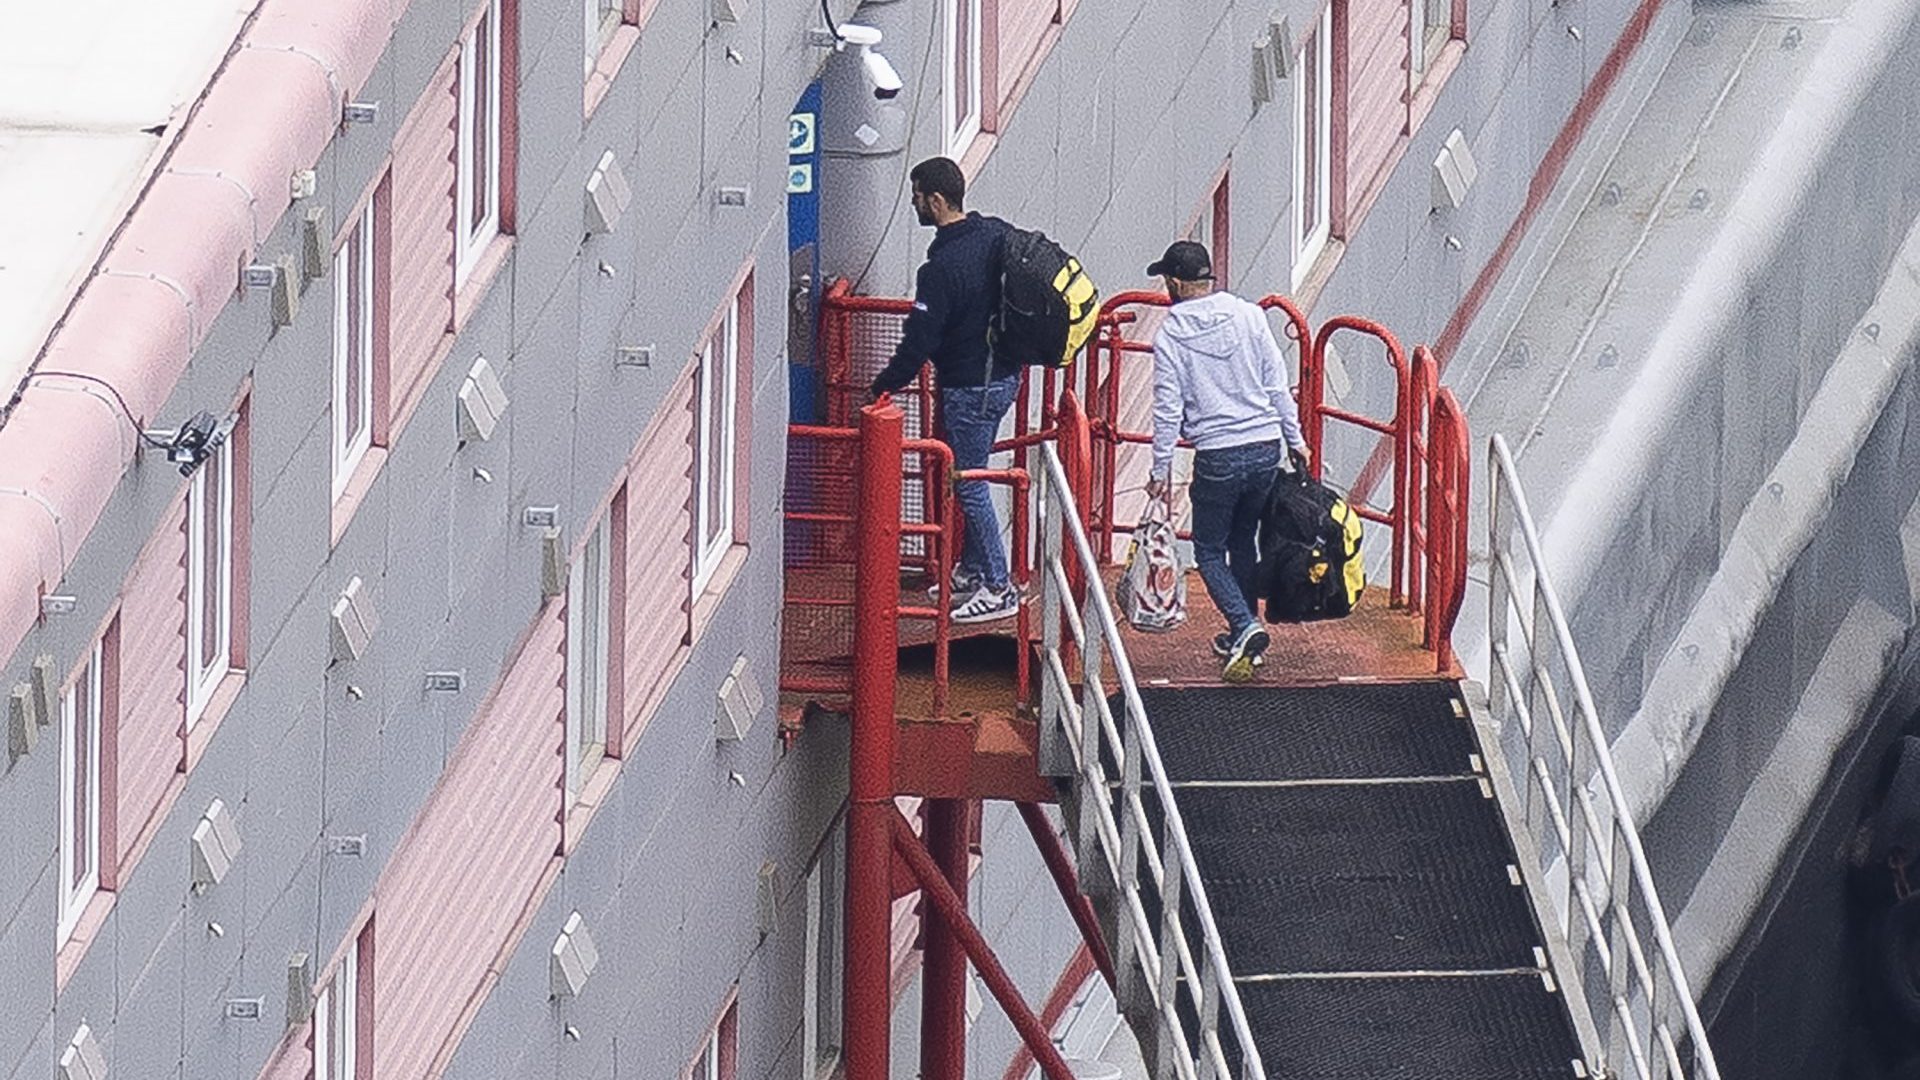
[869,213,1020,395]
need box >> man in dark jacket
[868,157,1020,624]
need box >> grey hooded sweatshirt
[1149,290,1308,482]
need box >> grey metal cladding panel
[178,736,252,1031]
[181,971,255,1080]
[179,906,244,1076]
[511,153,589,351]
[241,845,322,992]
[0,703,57,926]
[247,414,333,665]
[334,52,401,214]
[114,910,186,1079]
[379,434,455,643]
[389,0,468,114]
[239,708,324,940]
[1525,12,1586,186]
[375,678,451,862]
[4,1014,54,1080]
[515,12,586,238]
[248,264,332,495]
[505,264,581,519]
[516,0,574,93]
[111,795,194,986]
[0,867,55,1071]
[52,907,114,1039]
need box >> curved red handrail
[1306,316,1413,607]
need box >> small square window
[1291,7,1333,286]
[942,0,983,156]
[687,1000,737,1080]
[332,195,378,499]
[565,514,612,801]
[693,282,747,593]
[456,0,503,284]
[57,637,104,945]
[186,441,234,726]
[802,827,845,1078]
[584,0,621,75]
[314,933,364,1080]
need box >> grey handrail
[1485,433,1721,1080]
[1033,441,1267,1080]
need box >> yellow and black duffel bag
[1258,462,1365,622]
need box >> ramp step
[1236,973,1583,1079]
[1135,683,1476,782]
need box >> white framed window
[332,196,376,499]
[1411,0,1451,82]
[584,0,621,74]
[1291,5,1333,287]
[313,934,361,1080]
[942,0,983,157]
[564,514,611,801]
[186,441,233,726]
[455,0,503,285]
[802,826,845,1079]
[688,1001,737,1080]
[57,638,103,946]
[693,292,741,592]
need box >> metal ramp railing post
[1033,414,1269,1080]
[1484,433,1723,1080]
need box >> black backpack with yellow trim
[992,228,1099,369]
[1258,464,1365,622]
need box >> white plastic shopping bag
[1117,498,1187,632]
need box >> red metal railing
[1425,388,1471,673]
[801,279,1471,693]
[1302,316,1415,607]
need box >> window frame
[686,1000,738,1080]
[584,0,621,75]
[313,934,361,1080]
[1411,0,1452,82]
[455,0,503,286]
[942,0,984,158]
[692,294,740,594]
[332,196,377,501]
[57,638,103,946]
[802,825,846,1079]
[564,513,612,801]
[185,441,234,727]
[1291,6,1333,287]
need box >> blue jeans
[941,373,1021,590]
[1189,440,1281,637]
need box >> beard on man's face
[914,201,937,227]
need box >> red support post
[891,811,1079,1080]
[845,400,904,1080]
[921,799,973,1080]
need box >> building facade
[0,0,1690,1077]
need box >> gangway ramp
[1132,681,1583,1078]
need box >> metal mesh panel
[782,431,858,695]
[839,308,933,562]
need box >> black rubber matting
[1236,974,1584,1079]
[1132,682,1477,781]
[1133,781,1542,973]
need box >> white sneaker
[1222,624,1271,683]
[951,586,1019,625]
[928,568,982,601]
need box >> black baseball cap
[1146,240,1214,282]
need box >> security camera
[145,409,240,476]
[837,24,901,100]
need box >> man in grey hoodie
[1142,240,1311,682]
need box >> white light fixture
[330,576,379,663]
[1431,128,1480,212]
[57,1023,107,1080]
[584,150,632,235]
[190,797,242,894]
[550,911,601,999]
[715,654,764,742]
[457,356,509,443]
